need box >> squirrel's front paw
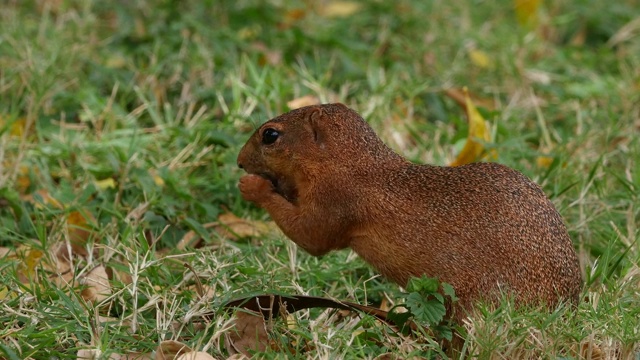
[239,174,275,203]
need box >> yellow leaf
[450,88,492,167]
[536,156,554,168]
[15,246,45,283]
[318,1,362,18]
[95,178,117,190]
[149,169,165,187]
[66,209,97,256]
[468,49,493,69]
[0,115,27,137]
[514,0,540,28]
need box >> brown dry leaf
[177,213,275,250]
[225,309,271,356]
[444,88,495,111]
[77,349,152,360]
[24,189,63,209]
[47,247,75,287]
[156,340,192,360]
[0,247,10,258]
[15,246,45,283]
[284,8,306,22]
[318,1,362,18]
[67,209,97,257]
[81,265,111,303]
[16,165,32,194]
[77,349,100,359]
[218,212,274,239]
[109,265,133,285]
[580,341,604,360]
[514,0,540,28]
[287,95,321,110]
[175,351,216,360]
[449,88,493,167]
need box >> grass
[1,0,639,359]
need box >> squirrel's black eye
[262,128,280,145]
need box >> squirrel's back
[350,161,582,311]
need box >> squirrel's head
[237,103,396,201]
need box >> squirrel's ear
[307,106,324,144]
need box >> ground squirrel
[237,103,582,320]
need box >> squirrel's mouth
[257,172,278,189]
[258,172,297,203]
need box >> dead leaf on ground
[177,213,275,250]
[81,265,111,303]
[175,352,216,360]
[66,209,98,257]
[225,309,271,356]
[467,48,494,70]
[514,0,541,28]
[287,95,321,110]
[0,115,29,137]
[23,188,63,209]
[444,88,495,111]
[447,87,493,167]
[77,349,153,360]
[317,1,362,18]
[218,294,424,356]
[95,178,117,190]
[15,245,45,283]
[155,340,192,360]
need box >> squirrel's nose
[238,162,244,169]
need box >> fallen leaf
[149,169,165,187]
[77,349,101,359]
[156,340,192,360]
[175,352,216,360]
[16,165,32,194]
[449,88,493,167]
[444,88,495,111]
[81,265,111,303]
[225,309,271,356]
[287,95,321,110]
[66,209,97,257]
[514,0,540,28]
[0,115,27,137]
[95,178,117,190]
[468,48,494,69]
[176,213,275,250]
[318,1,362,18]
[536,155,554,168]
[217,213,274,239]
[24,189,63,209]
[284,8,306,22]
[16,246,45,283]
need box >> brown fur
[237,103,582,321]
